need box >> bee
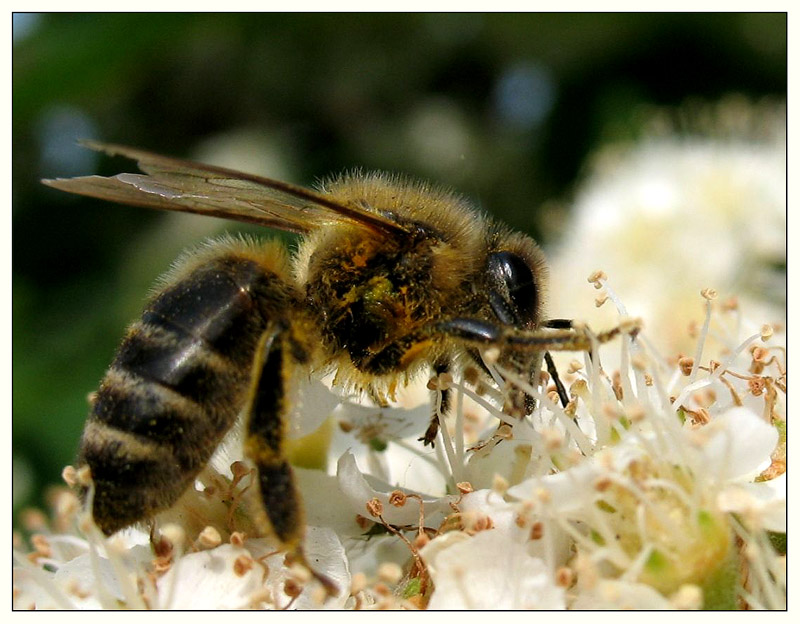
[43,141,632,593]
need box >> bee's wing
[42,141,408,236]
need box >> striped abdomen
[79,253,290,534]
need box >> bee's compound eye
[486,251,539,326]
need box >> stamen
[690,291,714,383]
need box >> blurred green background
[12,13,786,518]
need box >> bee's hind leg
[243,323,339,598]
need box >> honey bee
[43,141,631,593]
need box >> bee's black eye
[486,251,539,327]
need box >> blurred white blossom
[547,97,785,357]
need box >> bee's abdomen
[79,255,291,534]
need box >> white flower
[421,528,565,609]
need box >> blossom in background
[547,97,786,358]
[13,97,785,610]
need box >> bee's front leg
[544,351,570,407]
[242,323,339,597]
[436,316,641,412]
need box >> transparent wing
[42,141,408,236]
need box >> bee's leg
[436,317,639,353]
[436,317,640,408]
[419,359,451,447]
[544,318,573,329]
[543,318,576,406]
[243,324,338,597]
[544,351,570,407]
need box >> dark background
[12,13,787,517]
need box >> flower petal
[157,544,267,609]
[422,529,565,609]
[571,580,674,610]
[287,380,342,439]
[507,458,602,515]
[335,451,454,527]
[718,473,786,532]
[699,407,778,482]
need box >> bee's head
[484,230,548,330]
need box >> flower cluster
[13,277,785,609]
